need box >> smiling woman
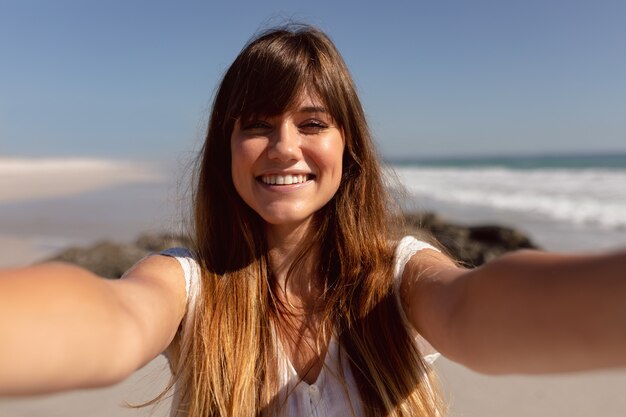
[185,26,444,416]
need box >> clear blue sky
[1,0,625,160]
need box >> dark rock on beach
[48,233,192,279]
[404,212,538,267]
[48,212,538,278]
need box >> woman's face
[230,92,344,232]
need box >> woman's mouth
[258,174,314,185]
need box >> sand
[3,355,626,417]
[0,358,172,417]
[436,359,626,416]
[0,158,163,205]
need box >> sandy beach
[2,160,626,416]
[0,158,164,205]
[3,342,626,417]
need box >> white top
[160,236,440,417]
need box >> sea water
[389,153,626,251]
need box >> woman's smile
[258,173,314,186]
[256,173,315,194]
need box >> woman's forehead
[290,90,328,112]
[239,89,330,119]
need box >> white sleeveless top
[161,236,440,417]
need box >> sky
[1,0,625,161]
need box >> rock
[404,211,538,267]
[48,233,191,279]
[49,241,148,279]
[135,233,192,252]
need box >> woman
[1,24,625,417]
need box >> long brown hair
[168,24,444,417]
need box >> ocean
[389,153,626,252]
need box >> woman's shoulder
[160,247,196,259]
[393,236,444,364]
[393,236,441,278]
[395,235,440,254]
[122,246,201,314]
[157,247,201,307]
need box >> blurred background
[1,1,625,416]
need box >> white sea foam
[392,166,626,230]
[0,157,164,204]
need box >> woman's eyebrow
[298,106,328,114]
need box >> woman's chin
[262,213,314,232]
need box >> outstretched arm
[0,255,186,395]
[402,247,626,374]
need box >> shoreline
[0,157,164,205]
[405,195,626,252]
[0,181,184,268]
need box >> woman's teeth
[260,174,310,185]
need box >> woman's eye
[299,120,328,133]
[242,121,270,131]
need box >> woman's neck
[266,220,324,312]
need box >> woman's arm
[0,255,186,395]
[402,248,626,374]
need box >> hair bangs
[227,38,309,123]
[224,28,347,131]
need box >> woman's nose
[266,122,301,162]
